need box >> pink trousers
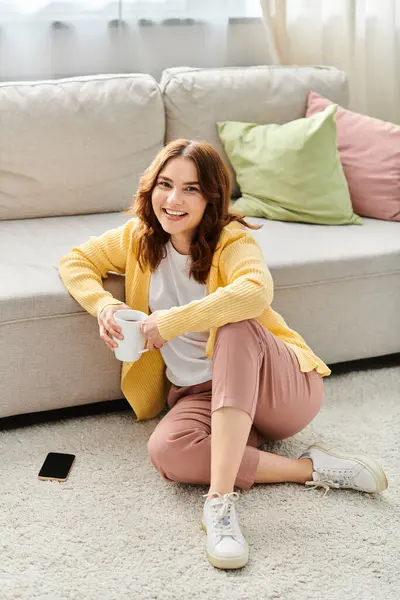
[148,319,324,490]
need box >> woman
[59,139,388,570]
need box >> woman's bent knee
[147,426,210,483]
[215,319,264,353]
[216,319,257,338]
[147,430,168,470]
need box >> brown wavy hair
[124,138,262,284]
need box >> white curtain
[261,0,400,124]
[0,1,266,81]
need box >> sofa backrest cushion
[0,74,164,220]
[161,66,348,196]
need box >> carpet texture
[1,364,399,600]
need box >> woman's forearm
[157,277,269,341]
[59,251,124,318]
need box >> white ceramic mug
[112,310,149,362]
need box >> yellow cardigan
[59,218,331,420]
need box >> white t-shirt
[149,241,213,387]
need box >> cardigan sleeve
[58,219,136,318]
[157,231,273,341]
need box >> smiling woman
[126,137,260,283]
[58,135,388,571]
[151,158,208,254]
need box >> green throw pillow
[217,104,362,225]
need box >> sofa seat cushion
[246,216,400,288]
[0,213,131,324]
[1,213,399,325]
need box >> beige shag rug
[1,362,399,600]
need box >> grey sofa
[1,66,399,419]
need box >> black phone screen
[38,452,75,480]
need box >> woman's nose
[166,189,183,205]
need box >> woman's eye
[158,181,170,188]
[186,186,199,193]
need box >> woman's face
[151,156,207,251]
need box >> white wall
[0,18,277,82]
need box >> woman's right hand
[97,303,131,351]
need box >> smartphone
[38,452,75,482]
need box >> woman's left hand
[140,310,167,351]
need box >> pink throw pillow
[306,91,400,221]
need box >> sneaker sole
[201,521,249,569]
[309,443,389,492]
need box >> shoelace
[203,492,240,538]
[304,470,353,497]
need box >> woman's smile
[162,207,188,221]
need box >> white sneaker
[201,492,249,569]
[299,443,388,496]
